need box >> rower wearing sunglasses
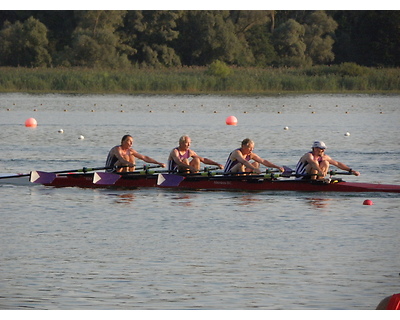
[295,141,360,180]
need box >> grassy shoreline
[1,66,400,95]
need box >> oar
[328,170,352,176]
[92,164,163,185]
[29,165,130,184]
[281,167,350,179]
[285,167,352,178]
[0,173,31,180]
[222,166,294,178]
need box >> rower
[295,141,360,180]
[105,135,165,172]
[167,135,224,173]
[224,138,284,174]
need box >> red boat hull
[44,173,400,193]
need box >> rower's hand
[189,166,198,173]
[278,167,284,172]
[254,168,262,174]
[217,164,224,170]
[352,170,360,176]
[159,163,166,168]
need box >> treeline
[0,10,399,69]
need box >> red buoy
[226,115,238,126]
[363,199,374,205]
[25,118,37,127]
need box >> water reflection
[236,195,264,206]
[109,192,136,204]
[171,193,194,207]
[306,197,332,209]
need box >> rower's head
[179,135,191,149]
[121,135,133,147]
[312,141,326,154]
[241,138,255,153]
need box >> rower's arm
[202,158,224,169]
[134,152,165,167]
[329,159,360,176]
[252,154,283,172]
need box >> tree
[303,11,338,65]
[176,11,249,66]
[63,10,133,68]
[123,11,182,67]
[245,24,277,66]
[229,10,275,34]
[333,11,400,67]
[0,16,51,67]
[272,19,309,67]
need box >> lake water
[0,93,399,310]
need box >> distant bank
[1,64,399,95]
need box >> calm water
[0,93,399,310]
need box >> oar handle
[328,170,352,176]
[54,166,125,174]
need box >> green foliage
[245,24,277,66]
[0,10,400,68]
[272,19,309,67]
[333,11,400,67]
[336,62,370,77]
[0,17,51,67]
[303,11,338,65]
[176,10,249,66]
[65,11,133,68]
[206,60,231,78]
[0,66,399,94]
[123,11,182,67]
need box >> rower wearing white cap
[295,141,360,180]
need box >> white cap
[312,141,327,149]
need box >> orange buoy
[25,118,37,127]
[363,199,374,205]
[226,115,238,126]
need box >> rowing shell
[29,171,400,193]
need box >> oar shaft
[329,170,352,175]
[0,173,30,180]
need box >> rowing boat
[25,170,400,193]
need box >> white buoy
[344,132,350,136]
[58,129,64,133]
[284,126,289,130]
[78,135,84,140]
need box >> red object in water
[363,199,374,205]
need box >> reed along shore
[1,65,399,95]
